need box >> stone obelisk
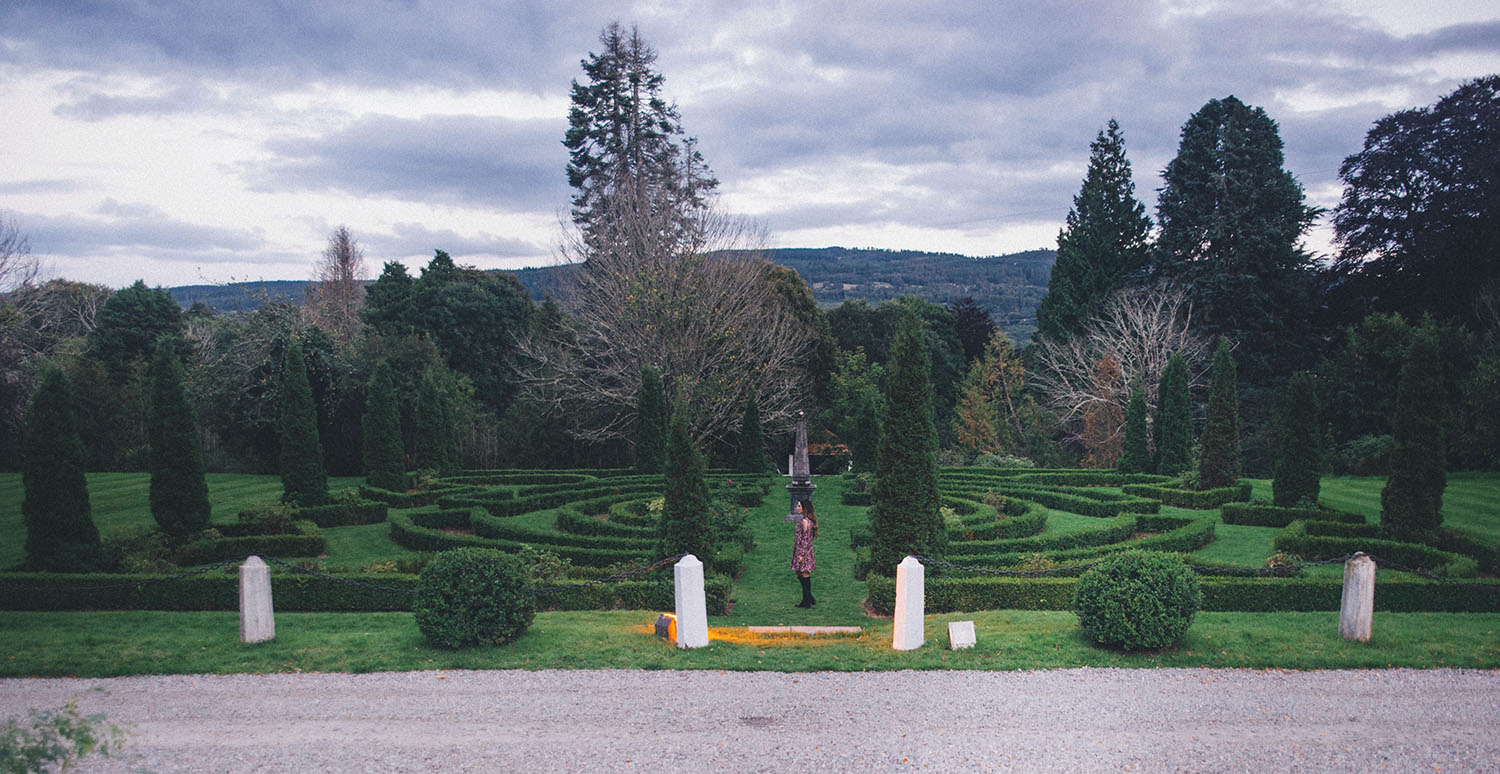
[785,411,817,521]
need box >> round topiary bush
[414,548,536,649]
[1073,551,1200,651]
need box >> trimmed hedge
[358,484,477,509]
[556,508,654,538]
[1219,502,1366,527]
[962,485,1162,517]
[388,510,650,567]
[866,574,1500,614]
[286,499,389,527]
[936,516,1215,570]
[945,515,1136,556]
[607,498,658,528]
[440,481,661,519]
[1274,520,1479,578]
[1121,481,1252,509]
[174,521,325,565]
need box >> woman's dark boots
[797,576,815,608]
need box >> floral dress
[791,517,816,574]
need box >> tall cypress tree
[147,338,211,536]
[1381,331,1446,540]
[363,360,407,491]
[659,399,714,566]
[868,311,945,576]
[1197,338,1242,489]
[21,365,104,571]
[1153,353,1193,476]
[1037,118,1153,342]
[1117,382,1151,473]
[1273,371,1322,507]
[279,337,329,506]
[634,365,668,474]
[735,389,772,473]
[414,368,457,475]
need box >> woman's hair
[799,499,817,539]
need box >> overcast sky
[2,1,1497,290]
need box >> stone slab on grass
[745,626,862,637]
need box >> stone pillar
[240,556,275,643]
[1339,552,1375,642]
[673,554,709,649]
[892,555,925,651]
[785,410,817,521]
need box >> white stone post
[240,556,275,643]
[1339,552,1375,642]
[673,554,709,649]
[892,555,925,650]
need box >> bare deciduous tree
[307,225,367,341]
[0,214,41,295]
[1032,283,1211,427]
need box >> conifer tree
[1273,371,1322,507]
[1117,382,1151,473]
[868,311,945,576]
[414,368,457,475]
[1381,331,1446,540]
[1153,352,1193,476]
[363,360,407,491]
[21,365,104,570]
[1036,119,1152,342]
[634,365,668,473]
[735,388,772,472]
[659,399,714,566]
[147,338,210,536]
[279,337,329,506]
[1197,338,1241,489]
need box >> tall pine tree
[21,365,105,571]
[1117,382,1151,473]
[279,337,329,506]
[1197,338,1242,489]
[634,365,668,473]
[1381,331,1446,540]
[414,368,457,475]
[147,338,210,536]
[659,399,714,567]
[1036,119,1152,342]
[735,389,772,473]
[1273,371,1322,507]
[1153,353,1193,476]
[1154,96,1320,380]
[868,311,945,576]
[362,360,407,491]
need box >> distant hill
[169,246,1056,340]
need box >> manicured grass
[2,609,1495,677]
[320,522,421,569]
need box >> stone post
[240,556,275,643]
[673,554,709,649]
[892,555,925,650]
[785,411,817,521]
[1339,552,1375,642]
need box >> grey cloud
[0,179,80,195]
[19,205,265,259]
[52,80,245,121]
[372,222,547,260]
[247,114,569,211]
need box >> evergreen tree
[278,337,329,506]
[1154,97,1320,380]
[734,389,772,472]
[1381,331,1446,540]
[868,311,945,576]
[1273,372,1322,507]
[634,365,668,473]
[950,296,995,365]
[362,360,407,491]
[1153,352,1193,476]
[1197,338,1242,489]
[21,365,104,570]
[659,399,714,566]
[1036,119,1152,342]
[414,368,457,475]
[147,338,210,536]
[1118,382,1151,473]
[819,348,884,473]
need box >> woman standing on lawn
[791,499,817,607]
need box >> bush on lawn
[414,548,536,649]
[1073,550,1199,651]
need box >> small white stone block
[892,555,925,651]
[948,620,976,650]
[1339,553,1376,642]
[239,556,275,643]
[673,554,709,649]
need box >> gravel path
[3,668,1497,772]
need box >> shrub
[413,548,536,649]
[1272,371,1322,506]
[1073,551,1200,651]
[973,453,1036,468]
[1334,434,1394,475]
[278,338,329,507]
